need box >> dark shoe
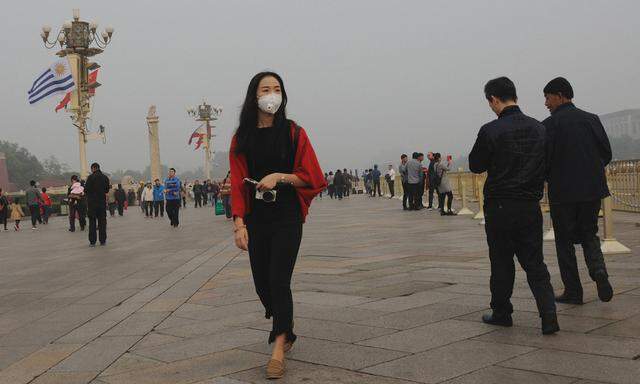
[100,242,106,246]
[555,293,583,305]
[447,210,457,216]
[440,211,446,216]
[541,313,560,335]
[68,228,75,232]
[594,270,613,302]
[482,313,512,327]
[80,226,85,231]
[89,243,96,247]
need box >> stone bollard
[457,177,474,215]
[473,178,485,221]
[600,195,631,254]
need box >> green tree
[42,155,71,177]
[0,140,45,189]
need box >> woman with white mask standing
[229,72,326,379]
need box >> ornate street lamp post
[40,9,114,178]
[187,101,222,180]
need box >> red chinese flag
[55,92,71,112]
[88,69,98,95]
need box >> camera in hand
[244,178,277,203]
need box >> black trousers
[87,204,107,245]
[222,195,232,218]
[29,205,40,227]
[550,200,607,298]
[408,183,421,209]
[388,180,395,197]
[0,208,7,229]
[116,201,124,216]
[108,202,116,216]
[144,201,153,217]
[439,191,453,213]
[69,202,86,231]
[402,182,409,209]
[484,199,556,316]
[154,201,164,217]
[247,220,303,344]
[372,180,382,197]
[194,194,202,208]
[336,185,344,199]
[166,199,180,226]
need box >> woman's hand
[256,173,281,191]
[234,227,249,251]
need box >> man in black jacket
[84,162,110,246]
[469,77,558,335]
[543,77,613,304]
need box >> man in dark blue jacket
[543,77,613,305]
[469,77,558,335]
[164,168,182,227]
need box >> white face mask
[257,93,282,114]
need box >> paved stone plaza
[0,197,639,384]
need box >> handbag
[215,199,225,216]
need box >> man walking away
[114,184,126,216]
[343,168,351,197]
[84,163,110,246]
[371,165,382,197]
[417,153,427,208]
[164,168,182,227]
[543,77,613,304]
[427,152,437,209]
[153,179,165,217]
[25,180,42,230]
[469,76,559,335]
[434,153,456,216]
[0,188,9,231]
[107,185,117,217]
[399,154,409,210]
[385,164,396,198]
[334,170,345,200]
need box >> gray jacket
[398,163,408,183]
[406,159,423,184]
[435,161,452,193]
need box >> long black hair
[234,71,289,155]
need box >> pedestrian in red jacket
[229,72,325,380]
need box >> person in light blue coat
[152,179,165,218]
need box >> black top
[247,125,300,224]
[84,170,110,207]
[543,103,612,203]
[469,105,545,201]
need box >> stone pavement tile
[99,349,266,384]
[590,314,640,338]
[0,346,40,370]
[559,294,640,320]
[250,318,396,343]
[447,294,577,313]
[295,267,354,275]
[293,291,375,307]
[624,287,640,295]
[455,310,616,333]
[188,290,258,308]
[133,328,268,362]
[230,359,416,384]
[0,343,81,384]
[44,284,105,299]
[409,261,490,270]
[240,336,408,371]
[195,378,250,384]
[362,340,534,384]
[31,372,98,384]
[441,366,575,384]
[474,326,640,358]
[50,336,141,373]
[100,352,163,377]
[77,289,139,305]
[357,319,494,353]
[409,270,491,286]
[155,319,232,338]
[292,281,374,296]
[340,273,415,289]
[54,320,119,344]
[130,332,183,350]
[103,312,169,336]
[499,349,640,384]
[174,301,263,321]
[293,303,387,323]
[355,291,460,312]
[353,281,449,299]
[154,314,205,329]
[355,302,484,330]
[0,320,78,347]
[138,298,186,313]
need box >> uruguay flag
[27,59,75,105]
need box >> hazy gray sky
[1,0,639,174]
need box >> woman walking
[220,171,232,219]
[435,153,456,216]
[229,72,325,379]
[142,183,154,218]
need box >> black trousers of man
[87,203,107,245]
[69,201,86,231]
[550,200,608,299]
[166,199,180,226]
[29,205,40,227]
[372,179,382,197]
[388,180,395,197]
[428,187,435,208]
[154,200,164,217]
[408,183,421,209]
[484,199,556,317]
[108,202,116,217]
[0,208,7,230]
[247,220,303,344]
[194,193,202,208]
[402,182,409,209]
[116,201,124,216]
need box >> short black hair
[169,167,176,172]
[484,77,517,102]
[412,152,419,159]
[91,162,100,170]
[401,154,407,159]
[544,77,574,99]
[30,180,36,186]
[71,175,79,182]
[434,153,442,160]
[41,187,47,193]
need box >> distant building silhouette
[600,109,640,140]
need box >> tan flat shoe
[266,358,285,380]
[283,340,295,353]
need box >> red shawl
[229,121,326,222]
